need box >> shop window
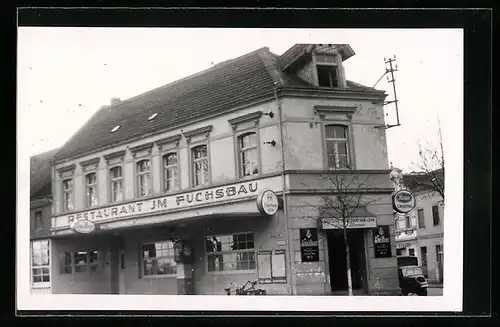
[205,233,256,272]
[31,240,50,286]
[191,145,209,187]
[110,166,123,203]
[417,209,426,229]
[60,250,100,274]
[163,153,179,192]
[238,132,259,177]
[34,210,43,231]
[325,124,350,169]
[62,178,74,212]
[408,248,415,257]
[405,215,411,229]
[141,241,177,276]
[85,172,98,208]
[436,244,443,263]
[136,159,151,197]
[432,205,440,226]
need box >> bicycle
[224,281,267,295]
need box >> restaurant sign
[54,176,281,230]
[321,217,377,229]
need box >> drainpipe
[273,82,294,295]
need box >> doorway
[326,229,367,294]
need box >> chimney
[110,97,121,105]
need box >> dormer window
[317,65,339,88]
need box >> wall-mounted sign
[300,228,319,262]
[258,249,287,284]
[373,225,392,258]
[70,219,95,234]
[54,176,282,230]
[392,189,416,214]
[256,189,279,216]
[321,217,377,229]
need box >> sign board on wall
[257,249,287,284]
[70,219,96,233]
[256,189,279,216]
[392,189,416,214]
[53,176,282,230]
[373,225,392,258]
[300,228,319,262]
[321,217,377,229]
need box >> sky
[17,28,463,172]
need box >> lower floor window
[205,233,256,272]
[141,241,177,276]
[31,239,50,286]
[60,249,100,274]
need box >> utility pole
[373,55,401,130]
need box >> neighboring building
[48,43,399,295]
[29,148,59,294]
[392,168,444,283]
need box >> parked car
[397,256,428,296]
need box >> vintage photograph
[18,26,462,311]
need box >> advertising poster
[300,228,319,262]
[373,225,392,258]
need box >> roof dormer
[279,44,355,89]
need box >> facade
[393,168,444,283]
[47,44,399,295]
[29,148,59,294]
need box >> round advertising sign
[257,189,279,216]
[392,189,416,214]
[71,219,96,234]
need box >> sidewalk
[428,281,443,288]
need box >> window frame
[84,171,98,208]
[140,240,177,278]
[135,158,152,198]
[34,210,43,231]
[316,64,339,88]
[190,144,210,188]
[30,239,51,288]
[62,178,74,213]
[417,208,426,229]
[205,232,256,275]
[109,165,124,203]
[432,205,440,226]
[237,131,261,178]
[162,152,180,193]
[323,123,352,170]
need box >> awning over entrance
[320,206,377,230]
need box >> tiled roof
[403,168,444,193]
[30,148,59,199]
[53,44,384,163]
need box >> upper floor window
[192,145,209,187]
[62,179,74,212]
[205,233,255,272]
[163,153,179,192]
[141,240,177,276]
[85,172,98,208]
[238,132,259,177]
[325,124,350,169]
[110,166,123,203]
[417,209,426,229]
[432,205,440,226]
[34,210,43,231]
[31,240,50,286]
[317,64,339,88]
[136,159,151,197]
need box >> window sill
[31,283,51,289]
[207,269,256,276]
[141,274,177,279]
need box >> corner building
[50,44,399,295]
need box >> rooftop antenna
[373,55,401,130]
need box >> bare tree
[414,119,445,202]
[298,171,381,296]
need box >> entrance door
[327,229,367,293]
